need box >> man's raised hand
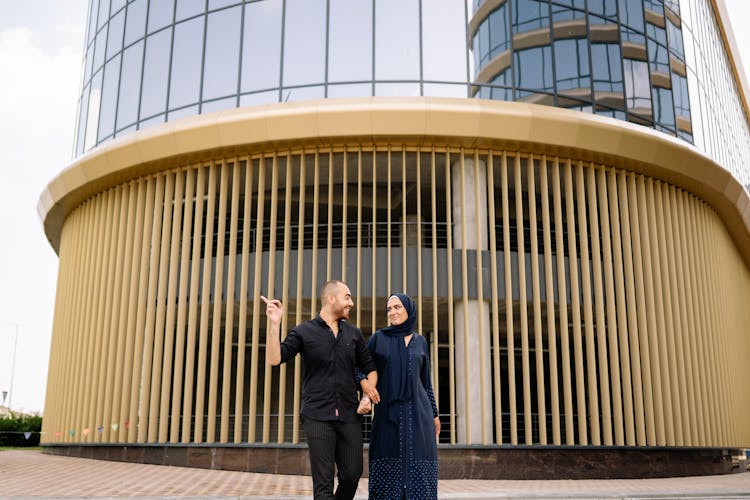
[260,295,283,324]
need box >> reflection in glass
[283,0,326,87]
[140,30,171,120]
[328,0,373,84]
[673,73,690,119]
[170,17,204,109]
[476,5,509,71]
[241,0,282,93]
[652,87,675,129]
[376,0,420,80]
[618,0,645,31]
[588,0,617,18]
[592,43,623,94]
[554,39,590,93]
[479,70,512,101]
[512,0,549,33]
[666,19,685,60]
[116,41,143,130]
[648,40,670,76]
[515,47,553,97]
[624,59,652,116]
[203,7,241,100]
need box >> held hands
[260,295,283,324]
[357,396,372,414]
[359,378,381,404]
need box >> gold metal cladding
[38,98,750,449]
[39,98,750,265]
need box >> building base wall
[42,444,748,479]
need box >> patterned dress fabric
[367,331,438,500]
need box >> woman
[358,293,440,500]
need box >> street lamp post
[8,323,18,414]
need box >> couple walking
[263,280,440,500]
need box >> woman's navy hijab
[377,293,417,422]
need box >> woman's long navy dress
[367,331,438,500]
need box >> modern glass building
[40,0,750,478]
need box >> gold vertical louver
[42,146,750,450]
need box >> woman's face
[386,296,408,326]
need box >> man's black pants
[303,418,363,500]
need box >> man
[263,280,380,500]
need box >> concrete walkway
[1,450,749,499]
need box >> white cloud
[0,22,83,413]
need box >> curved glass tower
[41,0,750,479]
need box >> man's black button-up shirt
[279,316,376,423]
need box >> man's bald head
[320,280,345,304]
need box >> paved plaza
[1,450,749,499]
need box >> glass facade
[75,0,749,184]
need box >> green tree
[0,415,42,447]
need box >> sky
[0,1,749,415]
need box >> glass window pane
[93,25,108,73]
[423,0,467,82]
[592,43,623,95]
[98,55,121,141]
[328,0,372,83]
[241,0,282,92]
[76,84,91,156]
[672,73,690,119]
[111,0,126,15]
[168,104,199,121]
[283,0,326,87]
[375,0,419,80]
[283,85,325,102]
[124,0,147,46]
[327,83,373,98]
[489,6,510,61]
[203,6,241,100]
[554,38,590,92]
[106,9,125,59]
[375,82,420,96]
[84,40,94,82]
[618,0,644,31]
[666,19,685,60]
[97,0,110,30]
[140,30,171,119]
[624,59,652,116]
[176,0,204,21]
[170,17,204,109]
[240,90,280,107]
[84,70,103,151]
[117,40,143,130]
[209,0,241,10]
[514,46,553,95]
[512,0,549,33]
[202,96,236,113]
[652,87,675,128]
[148,0,174,34]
